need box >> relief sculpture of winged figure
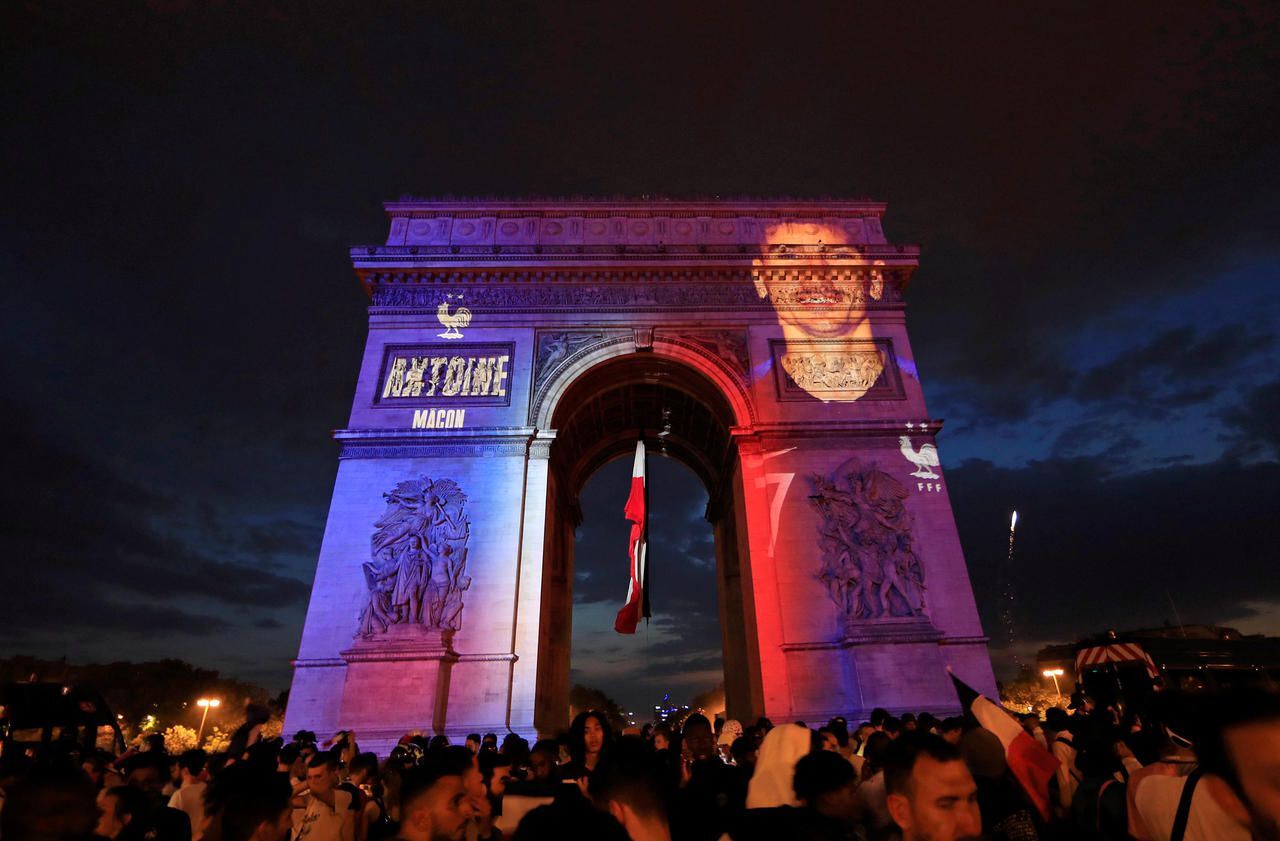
[356,476,473,639]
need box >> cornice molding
[748,419,946,438]
[352,243,920,267]
[334,427,537,460]
[367,276,908,314]
[383,198,889,214]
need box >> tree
[568,684,627,732]
[0,655,272,735]
[999,667,1069,716]
[202,726,232,754]
[163,725,199,754]
[205,711,285,753]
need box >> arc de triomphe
[285,198,996,749]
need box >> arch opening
[533,353,759,733]
[570,455,721,723]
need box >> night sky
[3,3,1278,714]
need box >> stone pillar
[729,433,786,721]
[507,431,555,735]
[712,492,755,724]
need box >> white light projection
[753,221,888,403]
[436,293,471,339]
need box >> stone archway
[531,349,761,733]
[285,198,998,752]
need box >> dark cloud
[53,542,309,608]
[1219,380,1280,459]
[948,454,1280,668]
[0,408,309,639]
[1050,420,1141,462]
[0,565,234,641]
[1074,325,1274,410]
[239,520,324,558]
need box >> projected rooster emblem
[899,435,941,479]
[436,295,471,339]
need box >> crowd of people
[1,686,1278,841]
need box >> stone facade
[286,199,996,751]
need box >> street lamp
[1042,668,1065,699]
[196,698,221,742]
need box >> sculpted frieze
[532,330,629,394]
[357,477,473,639]
[764,281,865,308]
[371,283,767,311]
[659,329,751,381]
[368,280,903,312]
[771,340,904,401]
[752,269,903,306]
[808,458,927,623]
[782,351,882,392]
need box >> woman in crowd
[560,710,613,782]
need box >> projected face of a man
[754,220,884,402]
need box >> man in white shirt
[1196,689,1280,841]
[167,750,209,840]
[1131,771,1249,841]
[294,755,354,841]
[1044,707,1080,814]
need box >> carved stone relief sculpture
[667,329,751,382]
[532,330,615,393]
[808,459,927,622]
[781,349,885,394]
[528,329,633,423]
[772,340,904,402]
[357,477,472,639]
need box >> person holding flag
[949,671,1061,825]
[614,439,649,634]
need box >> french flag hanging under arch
[614,439,649,634]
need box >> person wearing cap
[716,719,743,763]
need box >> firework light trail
[1001,510,1021,668]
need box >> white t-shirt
[294,790,353,841]
[168,782,207,840]
[1051,733,1080,809]
[1132,774,1249,841]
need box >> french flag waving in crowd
[951,671,1060,821]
